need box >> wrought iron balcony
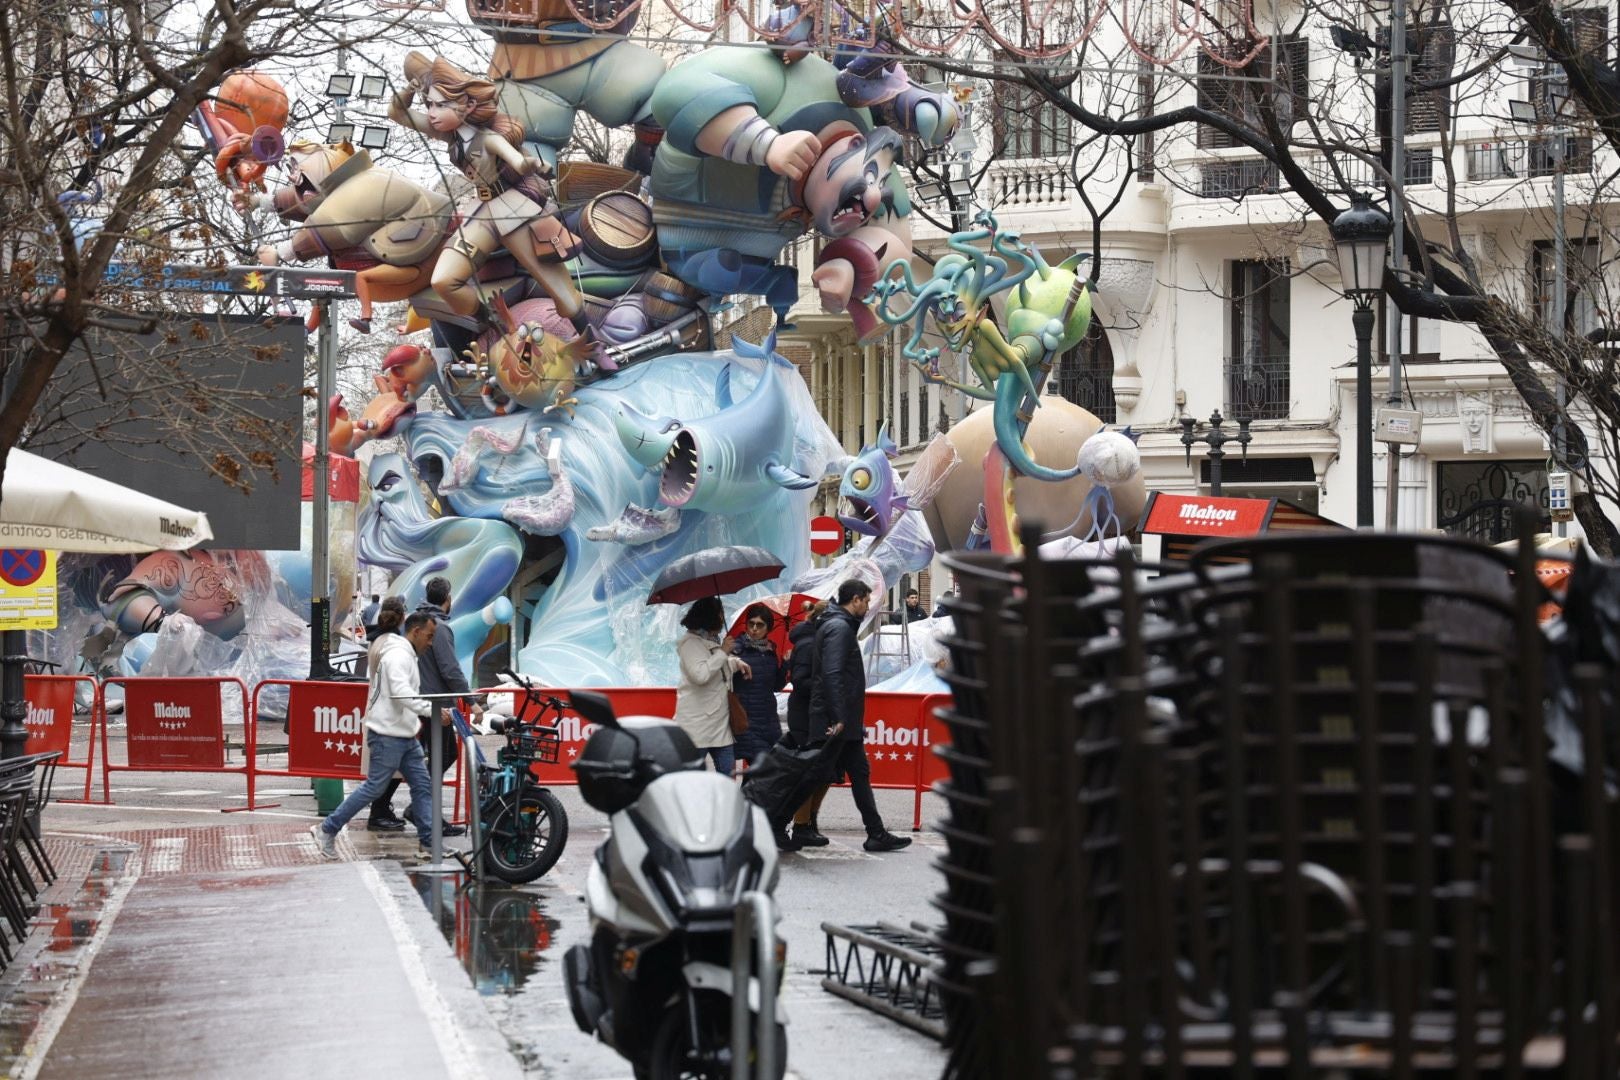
[1198,157,1280,199]
[1465,136,1595,181]
[1224,354,1290,420]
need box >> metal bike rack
[820,922,946,1040]
[730,890,779,1080]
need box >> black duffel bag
[741,734,836,832]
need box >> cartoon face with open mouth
[804,130,901,238]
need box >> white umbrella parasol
[0,448,213,554]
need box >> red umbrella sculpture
[645,545,786,606]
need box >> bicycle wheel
[482,786,569,883]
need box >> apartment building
[780,2,1617,573]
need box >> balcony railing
[986,165,1073,207]
[1465,136,1595,181]
[1199,158,1280,198]
[1224,354,1290,420]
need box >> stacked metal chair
[932,514,1619,1077]
[0,751,62,971]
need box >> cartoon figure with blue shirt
[639,46,958,341]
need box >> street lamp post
[1331,193,1394,528]
[1180,409,1253,496]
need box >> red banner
[483,687,678,784]
[24,675,76,757]
[124,679,225,769]
[286,681,368,778]
[862,692,946,788]
[1141,493,1274,538]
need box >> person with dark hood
[810,579,910,852]
[730,605,790,768]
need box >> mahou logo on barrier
[125,680,225,768]
[23,676,75,756]
[286,682,369,778]
[861,693,950,788]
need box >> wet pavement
[10,761,948,1079]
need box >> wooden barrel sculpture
[579,192,656,271]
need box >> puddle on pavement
[407,873,559,996]
[0,849,133,1068]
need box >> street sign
[0,549,56,629]
[30,262,356,298]
[810,516,845,555]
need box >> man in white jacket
[310,612,440,856]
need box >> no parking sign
[0,549,56,630]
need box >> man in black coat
[370,576,480,834]
[809,579,911,853]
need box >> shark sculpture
[613,331,818,516]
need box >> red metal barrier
[247,679,467,821]
[99,677,258,812]
[481,686,678,784]
[25,674,98,803]
[482,685,952,830]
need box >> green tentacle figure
[868,210,1092,481]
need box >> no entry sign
[810,516,844,556]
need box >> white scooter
[563,690,786,1080]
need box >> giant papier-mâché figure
[464,0,667,171]
[645,46,948,336]
[390,51,600,354]
[245,141,453,333]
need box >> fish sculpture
[837,420,910,538]
[586,503,682,546]
[612,330,817,515]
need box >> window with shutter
[1540,7,1607,120]
[1197,35,1309,149]
[1406,15,1455,134]
[992,61,1074,160]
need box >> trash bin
[313,777,344,815]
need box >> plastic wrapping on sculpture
[50,550,311,713]
[864,616,950,688]
[397,338,843,686]
[355,449,522,676]
[797,432,958,615]
[869,210,1093,483]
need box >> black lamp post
[1330,193,1393,528]
[1180,409,1253,496]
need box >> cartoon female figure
[390,52,596,350]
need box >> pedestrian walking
[810,579,911,852]
[361,593,381,635]
[674,596,751,776]
[371,577,479,836]
[786,600,832,848]
[361,597,409,832]
[310,612,441,857]
[730,605,790,768]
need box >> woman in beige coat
[673,597,750,775]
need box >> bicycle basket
[498,726,561,767]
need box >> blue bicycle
[464,671,570,883]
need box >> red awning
[300,443,360,503]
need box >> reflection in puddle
[407,873,558,996]
[0,849,133,1069]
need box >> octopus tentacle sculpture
[868,210,1092,482]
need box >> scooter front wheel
[646,997,786,1080]
[481,786,569,883]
